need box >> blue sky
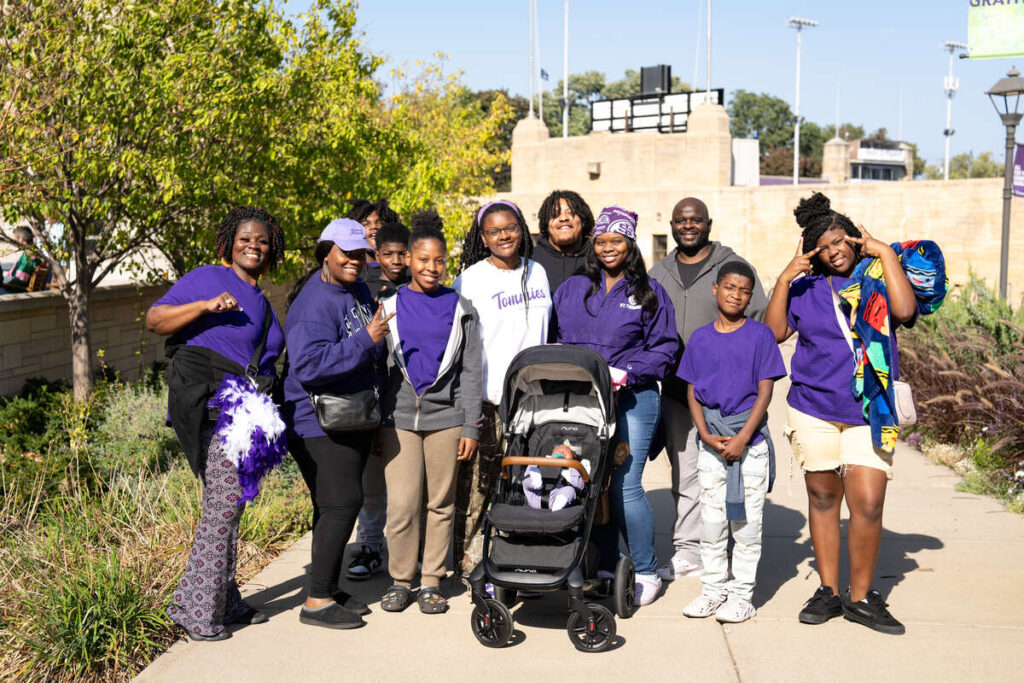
[289,1,1020,167]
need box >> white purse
[828,278,916,426]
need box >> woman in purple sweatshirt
[283,218,394,631]
[551,206,679,607]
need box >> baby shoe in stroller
[634,573,663,606]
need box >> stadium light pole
[528,0,535,118]
[943,41,968,181]
[789,17,817,185]
[986,66,1024,301]
[562,0,569,137]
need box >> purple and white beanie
[593,205,638,241]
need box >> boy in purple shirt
[678,262,786,624]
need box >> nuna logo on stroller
[467,345,635,652]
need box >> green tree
[727,90,794,152]
[925,151,1003,180]
[0,0,509,399]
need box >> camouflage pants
[452,402,503,575]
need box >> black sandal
[417,586,449,615]
[381,584,415,612]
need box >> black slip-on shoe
[798,586,844,625]
[233,606,269,625]
[299,602,366,630]
[842,589,906,635]
[332,589,371,615]
[183,626,231,641]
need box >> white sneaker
[715,597,756,623]
[683,593,724,618]
[634,573,663,606]
[657,555,702,581]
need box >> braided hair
[537,190,595,241]
[459,202,535,320]
[793,192,862,275]
[347,198,400,225]
[215,206,286,271]
[580,237,658,316]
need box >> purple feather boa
[208,375,289,505]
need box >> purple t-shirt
[397,286,458,395]
[786,275,868,424]
[678,319,786,444]
[154,265,283,374]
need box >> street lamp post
[789,17,818,186]
[986,67,1024,301]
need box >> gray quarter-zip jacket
[648,242,767,400]
[379,288,483,440]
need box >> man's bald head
[670,197,712,256]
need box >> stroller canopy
[499,345,616,432]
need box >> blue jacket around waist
[700,405,775,522]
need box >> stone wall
[499,177,1024,299]
[0,281,290,396]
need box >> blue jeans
[594,385,661,574]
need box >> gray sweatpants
[662,396,701,565]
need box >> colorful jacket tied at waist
[838,240,948,454]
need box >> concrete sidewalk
[138,382,1024,682]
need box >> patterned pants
[167,431,249,637]
[452,403,502,575]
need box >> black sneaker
[842,589,905,635]
[346,545,383,580]
[798,586,844,624]
[299,602,366,630]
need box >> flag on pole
[540,68,550,81]
[1013,143,1024,198]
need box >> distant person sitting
[522,443,589,511]
[1,227,44,294]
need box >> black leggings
[289,431,372,599]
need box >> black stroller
[468,345,635,652]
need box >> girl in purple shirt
[765,192,916,635]
[551,206,678,608]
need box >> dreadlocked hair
[459,202,535,321]
[286,241,334,311]
[537,190,595,240]
[215,206,286,271]
[793,192,862,275]
[347,198,400,224]
[581,238,658,316]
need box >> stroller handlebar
[500,456,591,484]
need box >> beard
[675,229,710,256]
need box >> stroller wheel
[471,599,513,648]
[494,586,518,608]
[613,555,636,619]
[566,603,616,652]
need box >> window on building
[653,235,668,262]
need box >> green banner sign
[969,1,1024,59]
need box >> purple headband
[593,205,638,241]
[476,200,521,226]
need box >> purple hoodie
[551,273,679,386]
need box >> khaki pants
[452,403,502,575]
[381,426,461,587]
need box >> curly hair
[347,198,400,225]
[793,192,862,275]
[409,209,444,233]
[459,201,535,320]
[580,238,658,316]
[537,190,595,241]
[215,206,286,271]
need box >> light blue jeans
[594,385,661,575]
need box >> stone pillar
[822,136,850,184]
[686,103,732,187]
[510,117,550,193]
[899,142,914,181]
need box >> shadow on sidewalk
[753,499,808,608]
[831,522,944,599]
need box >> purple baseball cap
[593,205,638,241]
[318,218,373,252]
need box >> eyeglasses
[483,225,520,239]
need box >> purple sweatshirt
[283,275,383,440]
[551,273,679,386]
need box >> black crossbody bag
[307,304,381,433]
